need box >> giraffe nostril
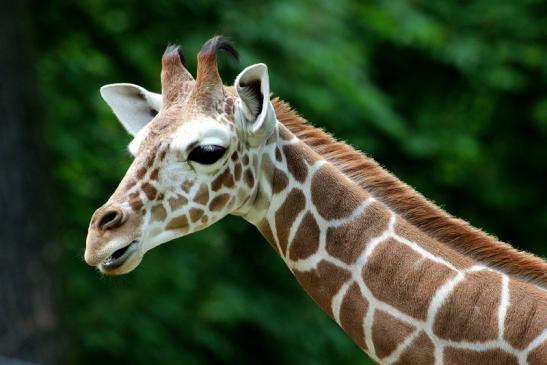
[97,208,125,231]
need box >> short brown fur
[272,98,547,288]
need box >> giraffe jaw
[99,240,142,275]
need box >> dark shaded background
[1,1,546,364]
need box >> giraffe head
[85,36,276,274]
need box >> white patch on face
[142,229,182,253]
[161,161,194,188]
[170,117,232,159]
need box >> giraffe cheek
[166,214,189,231]
[193,184,210,205]
[209,193,230,211]
[189,208,205,223]
[151,205,167,222]
[181,180,193,193]
[169,195,188,211]
[148,227,163,237]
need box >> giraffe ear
[234,63,276,146]
[100,83,163,136]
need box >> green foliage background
[32,0,546,364]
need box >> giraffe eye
[188,145,226,165]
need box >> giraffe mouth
[100,240,139,272]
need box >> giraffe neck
[244,123,547,364]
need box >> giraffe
[85,36,547,364]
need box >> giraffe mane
[272,97,547,288]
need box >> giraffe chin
[99,240,143,275]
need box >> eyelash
[187,145,226,165]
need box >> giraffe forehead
[128,91,236,156]
[128,113,235,162]
[170,117,233,153]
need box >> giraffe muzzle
[100,240,139,272]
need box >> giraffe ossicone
[86,36,547,364]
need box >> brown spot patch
[234,163,242,181]
[528,341,546,365]
[311,164,365,220]
[145,152,156,167]
[275,147,282,162]
[503,278,547,349]
[395,220,474,270]
[326,202,390,264]
[201,215,208,225]
[293,261,351,319]
[279,125,293,141]
[181,180,193,193]
[136,167,147,179]
[275,188,306,255]
[434,270,501,342]
[283,144,308,182]
[128,192,143,211]
[362,238,454,320]
[372,310,415,359]
[209,193,230,211]
[141,182,157,200]
[272,169,288,194]
[224,97,233,116]
[168,195,188,211]
[242,154,249,165]
[289,213,320,260]
[211,168,234,191]
[166,215,188,230]
[231,151,238,161]
[125,179,137,190]
[193,184,209,205]
[244,169,255,188]
[150,168,159,181]
[258,219,279,254]
[261,155,275,185]
[189,208,204,223]
[151,204,167,221]
[444,348,518,365]
[159,149,167,161]
[339,283,368,350]
[393,332,434,365]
